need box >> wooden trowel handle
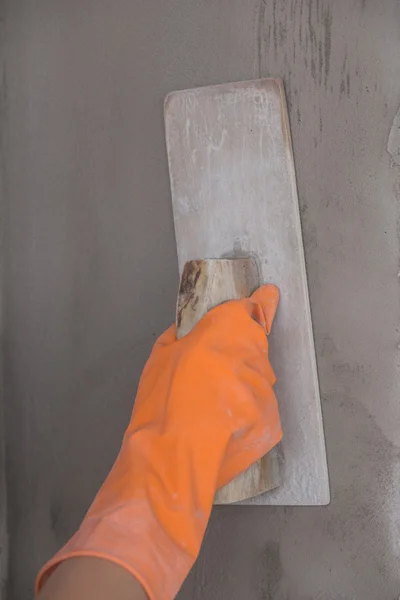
[176,258,280,504]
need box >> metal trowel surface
[164,78,329,505]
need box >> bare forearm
[37,557,147,600]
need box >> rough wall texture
[3,0,400,599]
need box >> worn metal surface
[167,79,329,506]
[3,0,400,598]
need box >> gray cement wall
[3,0,400,598]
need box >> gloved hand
[36,284,282,600]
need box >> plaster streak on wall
[390,105,400,375]
[388,106,400,166]
[254,0,400,444]
[388,103,400,589]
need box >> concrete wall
[3,0,400,598]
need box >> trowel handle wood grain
[176,257,280,504]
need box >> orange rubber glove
[36,284,282,600]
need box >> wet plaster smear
[2,0,400,598]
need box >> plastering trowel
[164,78,329,506]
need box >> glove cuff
[35,499,194,600]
